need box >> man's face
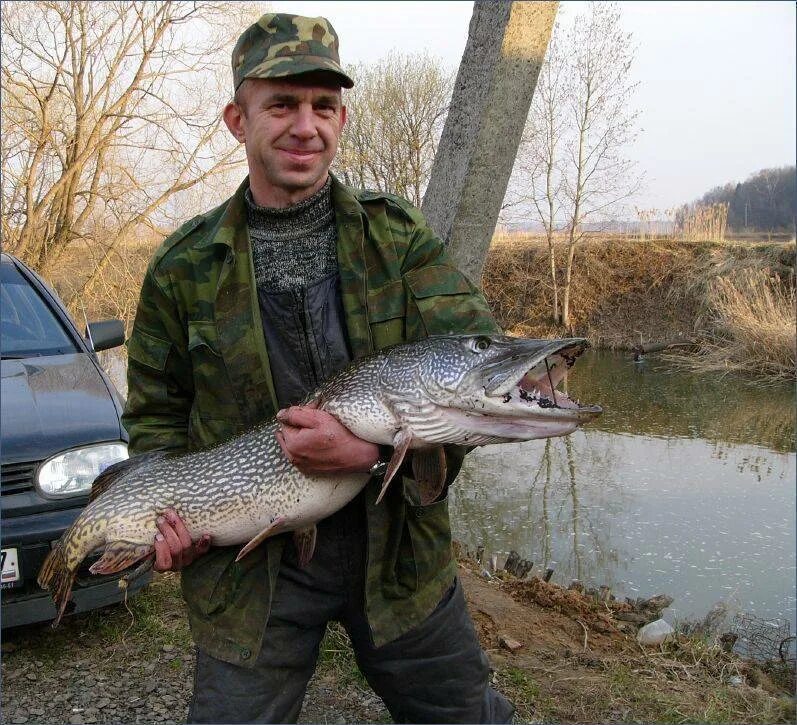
[225,75,347,206]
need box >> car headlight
[37,442,129,498]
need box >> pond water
[450,351,796,632]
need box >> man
[123,12,514,724]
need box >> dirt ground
[458,563,794,723]
[2,561,793,725]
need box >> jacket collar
[196,172,374,363]
[195,177,250,251]
[195,173,369,250]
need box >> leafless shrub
[507,2,642,328]
[335,52,451,206]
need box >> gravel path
[2,643,193,725]
[1,576,390,725]
[1,637,390,725]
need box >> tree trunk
[422,1,557,284]
[561,235,577,329]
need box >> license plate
[1,548,21,587]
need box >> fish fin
[412,447,448,505]
[88,541,153,575]
[89,452,167,503]
[37,544,77,628]
[375,428,413,505]
[293,525,317,568]
[235,516,287,562]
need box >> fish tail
[37,543,76,628]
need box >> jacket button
[240,648,251,660]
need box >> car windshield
[1,263,79,358]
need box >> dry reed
[688,269,796,381]
[675,203,729,242]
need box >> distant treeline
[685,166,796,233]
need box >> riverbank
[2,563,793,724]
[45,234,795,383]
[482,235,795,379]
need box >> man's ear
[339,104,347,131]
[223,102,245,143]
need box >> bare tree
[0,1,252,300]
[508,3,641,328]
[335,52,451,206]
[558,2,641,328]
[509,30,568,323]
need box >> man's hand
[154,508,211,572]
[276,401,380,475]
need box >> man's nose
[291,104,318,140]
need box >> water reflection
[566,351,795,453]
[451,351,796,628]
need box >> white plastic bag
[636,618,675,645]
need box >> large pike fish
[39,335,602,625]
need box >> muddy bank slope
[482,236,795,348]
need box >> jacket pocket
[181,543,268,620]
[404,494,453,589]
[186,320,238,424]
[404,264,495,339]
[127,329,172,371]
[181,546,239,618]
[187,320,222,357]
[385,490,452,598]
[187,408,240,450]
[366,279,407,349]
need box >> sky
[269,1,796,212]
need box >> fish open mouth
[482,338,602,419]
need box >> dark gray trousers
[188,498,514,724]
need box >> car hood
[1,354,123,463]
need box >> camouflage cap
[232,13,354,92]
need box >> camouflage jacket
[122,174,499,666]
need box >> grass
[492,651,796,724]
[316,620,369,689]
[4,572,192,664]
[6,572,794,724]
[492,667,544,721]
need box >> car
[1,252,150,628]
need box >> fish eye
[472,337,491,352]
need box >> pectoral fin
[236,516,287,562]
[375,428,413,505]
[412,447,448,505]
[293,525,317,568]
[88,541,154,575]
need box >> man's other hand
[276,402,380,475]
[154,508,211,572]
